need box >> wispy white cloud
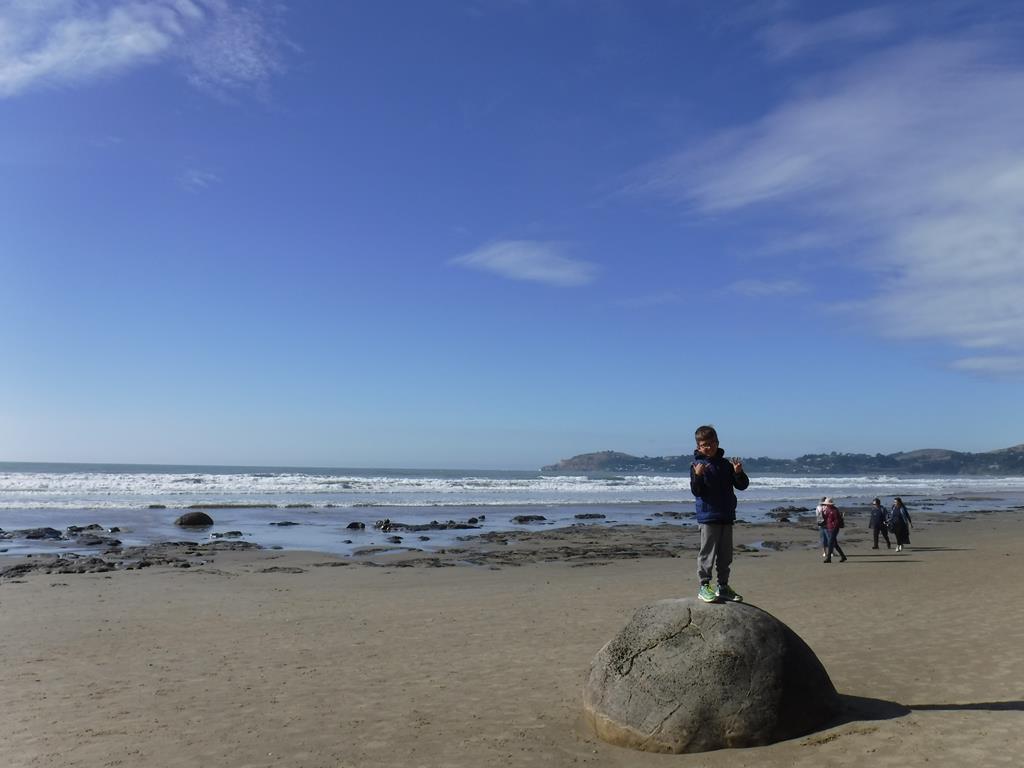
[179,166,220,191]
[450,240,598,287]
[752,229,857,257]
[950,356,1024,375]
[727,278,808,297]
[0,0,286,99]
[180,0,287,95]
[643,34,1024,376]
[757,7,899,60]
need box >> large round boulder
[583,598,839,753]
[174,511,214,527]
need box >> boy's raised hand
[692,462,706,476]
[730,457,744,473]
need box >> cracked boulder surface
[583,598,839,753]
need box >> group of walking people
[817,496,913,563]
[869,496,913,551]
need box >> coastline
[5,464,1024,563]
[2,510,1022,767]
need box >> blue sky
[2,0,1023,469]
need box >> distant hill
[541,444,1024,475]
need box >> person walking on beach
[868,497,891,549]
[821,497,847,563]
[815,496,830,558]
[888,497,913,552]
[690,425,749,603]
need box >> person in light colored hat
[821,497,847,563]
[814,496,830,558]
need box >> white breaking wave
[1,469,1023,511]
[0,471,685,494]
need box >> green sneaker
[717,584,743,602]
[697,583,720,603]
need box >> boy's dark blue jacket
[689,448,749,524]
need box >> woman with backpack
[821,497,847,563]
[815,496,830,559]
[888,497,913,552]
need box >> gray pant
[698,522,733,586]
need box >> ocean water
[2,462,1023,557]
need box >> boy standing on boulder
[690,425,749,603]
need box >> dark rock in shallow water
[346,522,365,530]
[584,598,839,753]
[270,521,300,526]
[74,534,122,547]
[575,513,607,520]
[211,531,244,539]
[417,520,479,531]
[20,527,64,540]
[386,535,403,544]
[174,512,214,527]
[512,515,547,524]
[769,506,809,522]
[653,511,693,519]
[67,524,105,533]
[371,519,480,532]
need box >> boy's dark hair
[694,425,718,444]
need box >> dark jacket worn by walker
[690,448,750,524]
[888,502,912,544]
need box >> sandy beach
[2,511,1022,768]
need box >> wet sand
[1,511,1022,767]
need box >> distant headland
[542,445,1024,475]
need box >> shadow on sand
[824,695,1024,729]
[831,694,910,724]
[909,700,1024,712]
